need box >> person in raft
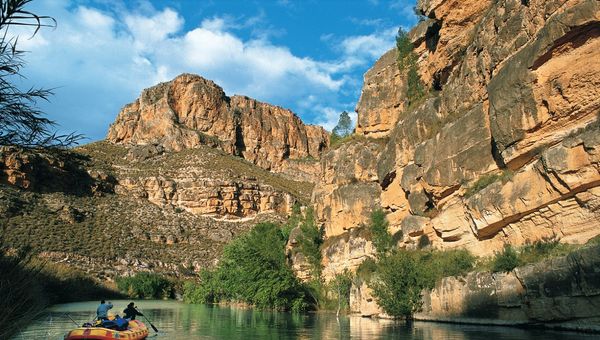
[96,300,113,320]
[123,302,144,320]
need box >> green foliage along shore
[116,272,177,299]
[183,223,313,312]
[0,247,122,339]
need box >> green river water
[11,300,598,339]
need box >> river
[11,300,598,339]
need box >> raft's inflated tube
[64,319,149,340]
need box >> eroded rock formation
[107,73,328,182]
[351,244,600,329]
[314,0,600,285]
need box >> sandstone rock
[488,1,600,167]
[415,244,600,326]
[355,49,405,138]
[321,227,376,281]
[401,215,430,237]
[107,73,329,182]
[313,139,385,238]
[350,279,387,317]
[318,0,600,285]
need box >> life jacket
[101,316,129,331]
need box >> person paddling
[96,300,113,320]
[123,302,144,320]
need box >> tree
[0,0,81,147]
[296,208,323,279]
[370,209,393,256]
[396,27,426,106]
[332,111,353,138]
[370,250,429,319]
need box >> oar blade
[150,323,158,332]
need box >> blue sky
[17,0,417,142]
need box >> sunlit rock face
[107,73,329,183]
[349,244,600,326]
[416,245,600,326]
[315,0,600,286]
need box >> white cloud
[125,8,183,51]
[341,28,396,59]
[15,1,395,141]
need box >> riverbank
[351,243,600,334]
[0,251,122,339]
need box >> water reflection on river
[12,300,598,340]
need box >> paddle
[135,307,159,333]
[65,313,80,327]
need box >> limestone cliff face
[351,244,600,328]
[107,74,328,182]
[315,0,600,284]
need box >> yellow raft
[64,319,149,340]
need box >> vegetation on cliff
[396,28,426,107]
[361,210,476,318]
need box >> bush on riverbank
[183,223,312,312]
[0,246,121,339]
[116,272,176,299]
[366,248,475,318]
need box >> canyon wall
[107,73,328,182]
[350,244,600,331]
[314,0,600,285]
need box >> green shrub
[396,28,413,71]
[396,28,426,107]
[417,235,430,249]
[367,248,475,319]
[356,257,377,281]
[329,270,353,315]
[116,272,175,299]
[296,208,323,279]
[491,245,520,273]
[183,223,312,311]
[464,170,513,198]
[370,209,393,255]
[519,238,573,265]
[370,250,427,318]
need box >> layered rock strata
[313,0,600,284]
[107,73,328,182]
[351,244,600,331]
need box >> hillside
[1,141,310,279]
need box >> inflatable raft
[64,319,149,340]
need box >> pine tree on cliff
[332,111,353,137]
[0,0,81,148]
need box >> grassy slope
[2,141,314,279]
[78,141,314,203]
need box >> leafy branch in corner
[0,0,82,148]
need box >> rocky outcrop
[83,141,312,219]
[0,146,114,195]
[355,49,404,138]
[107,73,328,182]
[116,176,292,218]
[416,244,600,329]
[314,0,600,286]
[350,244,600,329]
